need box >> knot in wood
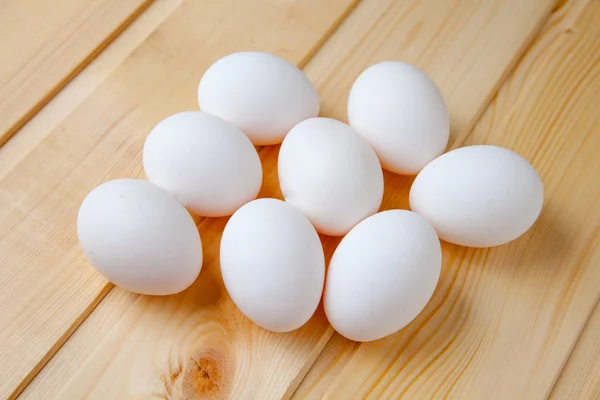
[180,348,230,399]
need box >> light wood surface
[295,0,559,395]
[0,0,356,398]
[1,0,599,398]
[317,0,600,398]
[55,0,568,397]
[0,0,184,181]
[19,288,139,399]
[551,301,600,399]
[296,0,594,397]
[14,2,183,399]
[0,0,151,147]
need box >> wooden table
[1,0,599,398]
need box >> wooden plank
[12,3,183,398]
[550,301,600,399]
[56,0,559,397]
[0,0,152,147]
[0,0,357,398]
[0,0,184,181]
[316,0,600,398]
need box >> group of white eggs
[77,51,544,342]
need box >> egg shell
[348,61,449,175]
[410,145,544,247]
[324,210,442,342]
[220,198,325,332]
[198,51,319,145]
[278,117,384,236]
[77,179,203,295]
[143,111,262,217]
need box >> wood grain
[550,301,600,399]
[6,0,599,397]
[56,214,334,399]
[13,3,183,399]
[317,0,600,398]
[0,0,356,398]
[18,289,139,399]
[0,0,184,181]
[303,0,557,142]
[292,331,358,399]
[55,0,561,398]
[294,0,563,395]
[0,0,152,147]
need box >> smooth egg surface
[198,51,319,145]
[143,111,262,217]
[348,61,449,175]
[410,145,544,247]
[278,117,384,236]
[77,179,203,295]
[220,198,325,332]
[324,210,442,342]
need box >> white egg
[278,117,384,236]
[220,198,325,332]
[324,210,441,342]
[143,111,262,217]
[77,179,202,295]
[410,145,544,247]
[348,61,449,175]
[198,51,319,145]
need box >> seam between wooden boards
[450,0,590,152]
[0,0,188,182]
[11,284,114,399]
[549,296,600,399]
[0,0,154,148]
